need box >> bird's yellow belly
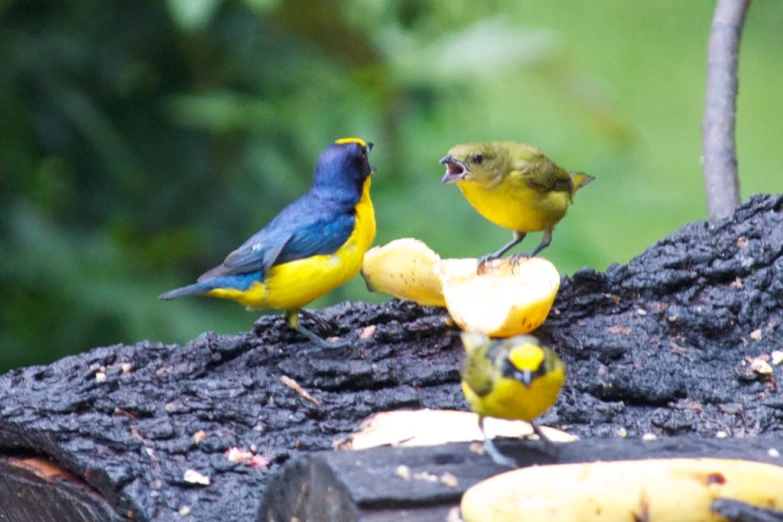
[462,373,564,422]
[263,233,369,310]
[208,180,376,311]
[457,182,569,232]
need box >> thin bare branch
[702,0,751,222]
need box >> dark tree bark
[260,437,783,522]
[0,194,781,521]
[0,456,121,522]
[702,0,751,222]
[712,498,783,522]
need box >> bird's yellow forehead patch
[335,137,367,148]
[508,343,545,371]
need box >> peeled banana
[461,457,783,522]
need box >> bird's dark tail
[159,272,261,300]
[159,281,213,300]
[568,172,596,199]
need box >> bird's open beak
[439,155,467,184]
[514,369,533,388]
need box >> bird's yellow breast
[456,179,570,233]
[461,366,565,422]
[208,178,376,310]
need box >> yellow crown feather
[335,137,367,148]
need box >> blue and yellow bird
[160,138,376,349]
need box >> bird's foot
[529,423,560,459]
[477,254,498,274]
[293,325,354,356]
[510,252,533,274]
[299,338,354,356]
[483,438,517,468]
[299,309,338,336]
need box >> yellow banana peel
[461,458,783,522]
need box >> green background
[2,1,781,372]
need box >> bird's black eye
[471,154,484,164]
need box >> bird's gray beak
[514,369,533,388]
[366,142,376,175]
[440,155,467,184]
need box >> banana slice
[461,458,783,522]
[335,409,577,450]
[361,238,560,337]
[438,257,560,337]
[361,238,446,307]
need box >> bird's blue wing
[198,207,356,281]
[275,213,356,265]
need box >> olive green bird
[440,142,594,268]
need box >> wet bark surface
[260,436,783,522]
[0,194,781,521]
[0,456,122,522]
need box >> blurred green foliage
[1,1,781,372]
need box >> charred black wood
[0,194,780,521]
[712,498,783,522]
[0,455,122,522]
[260,436,783,522]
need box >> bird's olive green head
[439,142,511,187]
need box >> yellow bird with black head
[460,332,566,467]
